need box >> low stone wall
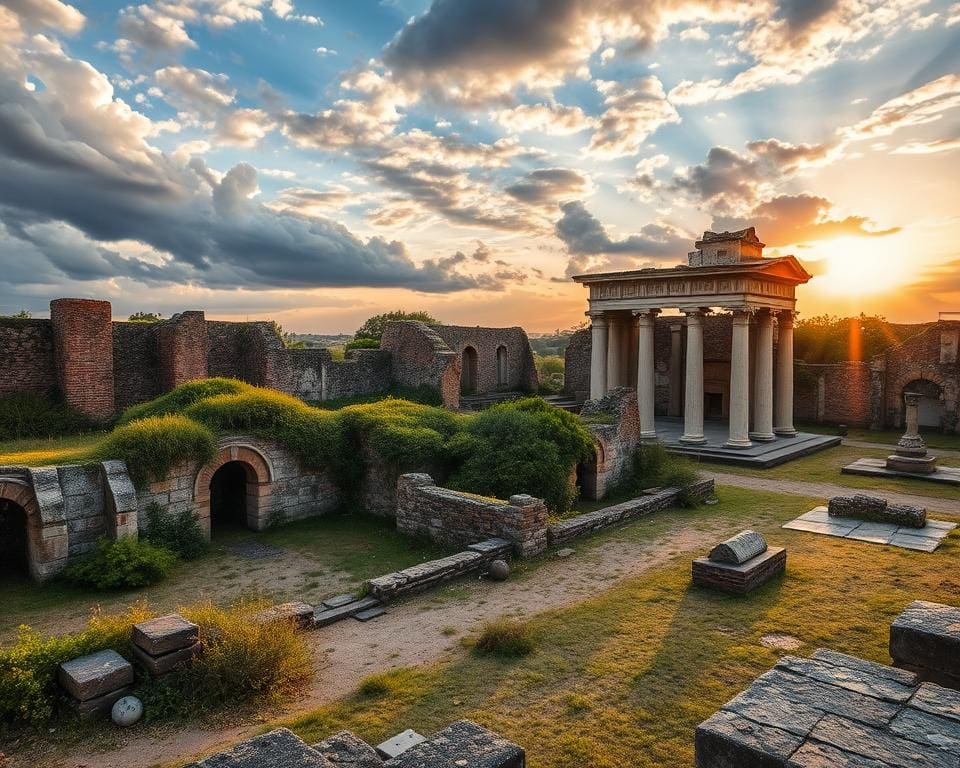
[548,479,714,546]
[396,473,548,557]
[367,538,512,601]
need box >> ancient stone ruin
[692,529,786,594]
[886,391,939,474]
[827,494,927,529]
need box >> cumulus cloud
[4,0,84,35]
[491,102,594,135]
[505,168,591,206]
[587,76,680,159]
[0,36,489,293]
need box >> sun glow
[806,235,911,297]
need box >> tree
[269,321,305,349]
[129,311,162,323]
[794,313,910,364]
[5,310,31,319]
[355,310,440,341]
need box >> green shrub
[145,503,208,560]
[117,378,251,425]
[65,538,177,590]
[0,393,94,441]
[448,398,594,513]
[617,443,701,506]
[142,600,311,718]
[94,414,217,487]
[341,398,463,467]
[472,618,535,658]
[0,604,151,725]
[345,337,380,351]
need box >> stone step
[314,596,382,627]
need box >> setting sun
[806,234,913,298]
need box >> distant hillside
[286,333,352,349]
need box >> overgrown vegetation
[534,354,565,395]
[612,443,701,506]
[354,310,440,341]
[145,503,208,560]
[0,392,94,441]
[345,337,381,351]
[64,538,177,590]
[794,313,919,363]
[472,618,535,658]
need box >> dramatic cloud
[587,77,680,159]
[491,102,594,135]
[4,0,84,35]
[505,168,591,206]
[714,194,901,246]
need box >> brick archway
[0,478,64,582]
[890,371,947,429]
[194,444,274,534]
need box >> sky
[0,0,959,333]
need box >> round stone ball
[488,559,510,581]
[111,695,143,727]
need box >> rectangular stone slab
[383,720,525,768]
[312,731,383,767]
[695,708,804,768]
[376,729,426,759]
[132,641,200,676]
[890,600,960,688]
[58,649,134,702]
[185,727,334,767]
[253,601,315,629]
[132,613,199,656]
[692,547,786,595]
[314,597,381,627]
[69,684,134,719]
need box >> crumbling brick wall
[381,321,460,408]
[430,325,538,394]
[793,362,872,426]
[0,318,56,397]
[50,299,115,420]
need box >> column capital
[586,311,607,326]
[632,308,660,324]
[681,307,711,317]
[777,309,796,326]
[730,309,752,325]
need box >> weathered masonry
[0,300,539,418]
[573,228,810,448]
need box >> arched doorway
[904,379,944,429]
[496,346,508,388]
[0,498,28,577]
[462,346,479,394]
[209,461,251,531]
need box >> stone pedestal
[132,613,200,677]
[59,649,135,717]
[886,392,938,474]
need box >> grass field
[0,432,106,467]
[797,422,960,451]
[277,485,960,768]
[698,444,960,500]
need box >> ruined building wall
[430,325,539,393]
[793,362,872,426]
[381,321,461,408]
[112,322,162,412]
[564,328,591,401]
[51,299,115,420]
[0,319,56,397]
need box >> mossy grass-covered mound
[89,379,595,514]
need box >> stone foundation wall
[381,320,460,408]
[396,473,548,557]
[0,319,56,397]
[579,388,640,500]
[794,361,872,426]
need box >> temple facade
[573,228,812,449]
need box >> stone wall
[579,388,640,500]
[564,328,591,401]
[381,320,460,408]
[322,350,392,401]
[794,361,873,426]
[430,324,538,394]
[396,473,548,557]
[58,464,109,558]
[0,318,56,397]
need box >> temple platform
[842,457,960,486]
[656,418,841,468]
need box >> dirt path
[58,525,725,768]
[703,470,958,513]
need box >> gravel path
[702,470,958,513]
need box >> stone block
[827,494,926,528]
[253,601,315,630]
[692,547,786,595]
[313,731,383,767]
[58,649,134,702]
[383,721,524,768]
[708,529,767,564]
[132,641,200,676]
[185,727,334,767]
[69,684,135,719]
[314,597,381,627]
[890,600,960,689]
[132,613,199,656]
[376,729,426,759]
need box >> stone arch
[0,477,66,582]
[461,345,479,394]
[892,371,947,430]
[496,345,509,388]
[194,444,274,534]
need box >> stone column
[606,316,623,392]
[726,310,753,448]
[636,310,659,440]
[669,323,683,417]
[774,310,797,436]
[750,310,776,441]
[589,313,608,400]
[680,310,706,444]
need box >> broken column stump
[131,613,200,676]
[692,530,786,595]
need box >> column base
[749,431,776,442]
[639,431,659,443]
[725,438,753,449]
[774,427,798,438]
[679,434,707,445]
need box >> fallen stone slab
[58,649,134,702]
[354,606,386,622]
[383,720,525,768]
[692,547,785,595]
[322,594,359,609]
[890,600,960,689]
[708,529,767,565]
[376,729,426,760]
[184,727,334,767]
[314,597,381,628]
[132,613,199,656]
[312,730,384,767]
[253,601,315,630]
[132,641,200,676]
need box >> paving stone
[921,519,957,533]
[322,594,359,609]
[376,729,426,759]
[787,739,894,767]
[132,642,199,676]
[781,519,858,536]
[58,649,134,702]
[811,649,919,686]
[846,530,894,545]
[314,597,381,627]
[807,714,955,768]
[695,707,804,767]
[132,613,199,656]
[888,706,960,752]
[185,727,333,767]
[778,654,916,703]
[886,533,940,552]
[354,606,386,622]
[908,683,960,723]
[253,601,315,629]
[890,601,960,687]
[312,730,383,766]
[797,507,830,523]
[383,720,525,768]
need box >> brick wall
[794,362,872,426]
[113,322,162,412]
[431,325,539,394]
[396,473,548,557]
[579,388,639,500]
[381,321,460,408]
[322,350,392,400]
[159,311,208,390]
[564,328,591,401]
[0,319,56,396]
[50,299,115,420]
